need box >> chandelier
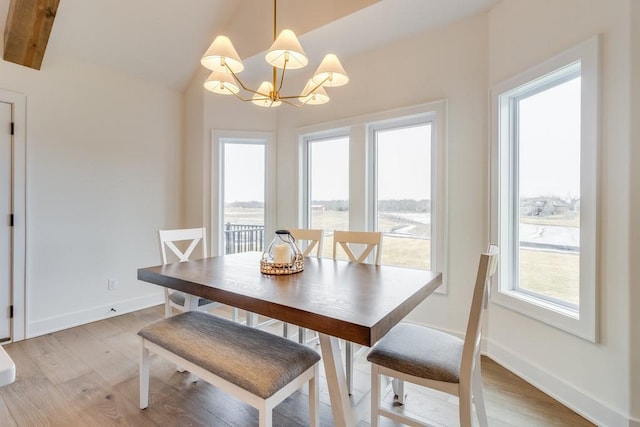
[200,0,349,107]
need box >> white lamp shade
[265,29,308,69]
[201,35,244,73]
[300,80,329,105]
[312,54,349,87]
[204,71,240,94]
[252,81,281,107]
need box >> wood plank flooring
[0,305,595,426]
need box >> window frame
[489,36,600,341]
[299,128,351,229]
[297,100,448,291]
[367,114,440,275]
[211,130,276,257]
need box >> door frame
[0,89,26,342]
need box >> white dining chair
[332,230,383,395]
[285,228,324,343]
[367,245,499,427]
[289,227,324,258]
[159,228,222,317]
[333,230,382,265]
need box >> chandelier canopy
[200,0,349,107]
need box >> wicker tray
[260,258,304,275]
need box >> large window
[491,36,599,340]
[304,134,350,256]
[371,119,433,270]
[299,102,447,286]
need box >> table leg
[318,333,357,427]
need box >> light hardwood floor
[0,305,594,426]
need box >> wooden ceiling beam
[3,0,59,70]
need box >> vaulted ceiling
[0,0,499,91]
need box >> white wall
[487,1,632,425]
[0,54,183,337]
[629,0,640,423]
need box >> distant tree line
[312,199,431,212]
[226,201,264,208]
[226,199,432,212]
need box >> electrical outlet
[107,278,118,291]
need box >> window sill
[491,286,596,342]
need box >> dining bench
[138,310,320,427]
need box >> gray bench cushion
[367,323,463,383]
[138,311,320,399]
[168,291,215,307]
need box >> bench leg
[259,404,272,427]
[139,339,150,409]
[371,365,381,427]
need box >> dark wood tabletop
[138,251,442,347]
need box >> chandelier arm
[280,98,301,107]
[226,64,271,98]
[279,94,307,100]
[277,58,288,93]
[229,90,254,102]
[301,76,329,97]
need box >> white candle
[273,243,291,264]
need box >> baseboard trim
[27,293,164,338]
[486,338,629,427]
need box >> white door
[0,101,11,342]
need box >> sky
[223,125,433,204]
[222,75,581,205]
[309,125,432,202]
[224,142,265,202]
[518,77,581,200]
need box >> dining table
[138,251,442,427]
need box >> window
[298,101,447,287]
[212,131,275,257]
[490,36,600,340]
[370,118,434,270]
[222,140,266,254]
[302,132,350,257]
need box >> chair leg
[392,378,405,405]
[370,365,380,427]
[345,341,353,395]
[459,381,473,427]
[247,312,257,327]
[164,290,172,318]
[473,358,489,427]
[282,323,289,338]
[139,340,149,409]
[298,326,305,344]
[309,365,320,427]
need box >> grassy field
[224,207,579,304]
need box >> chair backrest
[332,230,382,265]
[288,228,324,258]
[460,245,498,382]
[159,227,208,264]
